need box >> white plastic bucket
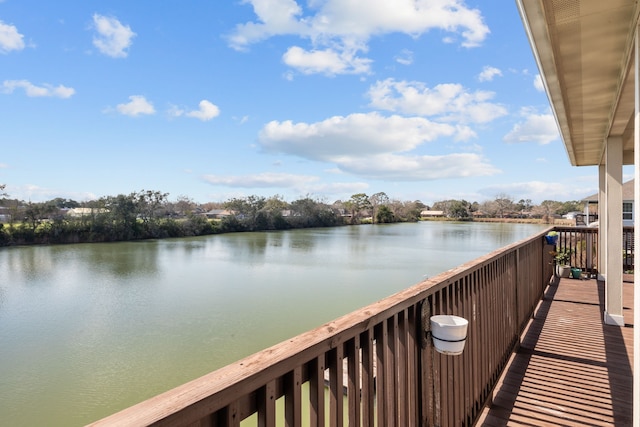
[430,315,468,356]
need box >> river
[0,221,546,426]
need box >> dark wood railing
[88,230,554,427]
[552,225,634,274]
[552,226,599,275]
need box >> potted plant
[551,247,572,278]
[545,231,558,245]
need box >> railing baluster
[375,323,386,426]
[284,367,301,427]
[396,310,407,427]
[308,356,324,427]
[327,346,343,427]
[346,336,360,427]
[360,328,374,427]
[257,380,276,427]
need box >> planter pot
[545,235,558,245]
[556,265,571,278]
[430,315,468,356]
[571,267,582,279]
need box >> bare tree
[533,200,563,223]
[493,193,515,218]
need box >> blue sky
[0,0,624,205]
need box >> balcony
[88,228,634,426]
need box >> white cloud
[258,112,499,181]
[116,95,155,117]
[171,100,221,121]
[283,46,372,75]
[2,80,75,98]
[336,152,500,180]
[503,109,559,144]
[478,65,502,82]
[534,74,545,92]
[228,0,489,75]
[0,20,25,53]
[259,112,456,160]
[202,173,370,199]
[203,172,318,188]
[187,100,220,121]
[367,78,507,124]
[92,14,136,58]
[395,49,413,66]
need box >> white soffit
[517,0,638,166]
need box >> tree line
[0,184,584,246]
[0,189,423,246]
[430,194,584,222]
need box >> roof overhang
[516,0,639,166]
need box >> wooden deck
[476,277,634,426]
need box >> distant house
[420,210,444,218]
[205,209,233,219]
[66,207,108,218]
[583,179,633,227]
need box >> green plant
[551,247,572,265]
[546,231,558,237]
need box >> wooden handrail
[88,230,553,427]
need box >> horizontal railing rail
[88,230,553,427]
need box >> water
[0,221,546,426]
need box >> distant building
[420,210,444,218]
[205,209,233,219]
[583,179,633,227]
[66,207,108,217]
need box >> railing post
[515,247,520,346]
[419,299,436,426]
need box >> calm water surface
[0,221,546,426]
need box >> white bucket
[430,315,468,356]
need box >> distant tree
[449,200,471,219]
[376,205,395,223]
[290,196,339,228]
[348,193,372,223]
[557,200,583,215]
[136,190,169,222]
[493,193,515,218]
[516,199,533,214]
[533,200,563,223]
[224,195,267,230]
[263,195,289,213]
[49,197,80,209]
[24,201,57,231]
[1,184,8,198]
[103,193,140,239]
[260,195,290,230]
[173,195,196,216]
[431,199,465,218]
[385,199,424,222]
[369,192,389,224]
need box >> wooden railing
[552,225,634,274]
[88,230,554,427]
[552,226,599,275]
[624,226,635,272]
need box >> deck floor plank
[475,278,634,426]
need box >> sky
[0,0,631,206]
